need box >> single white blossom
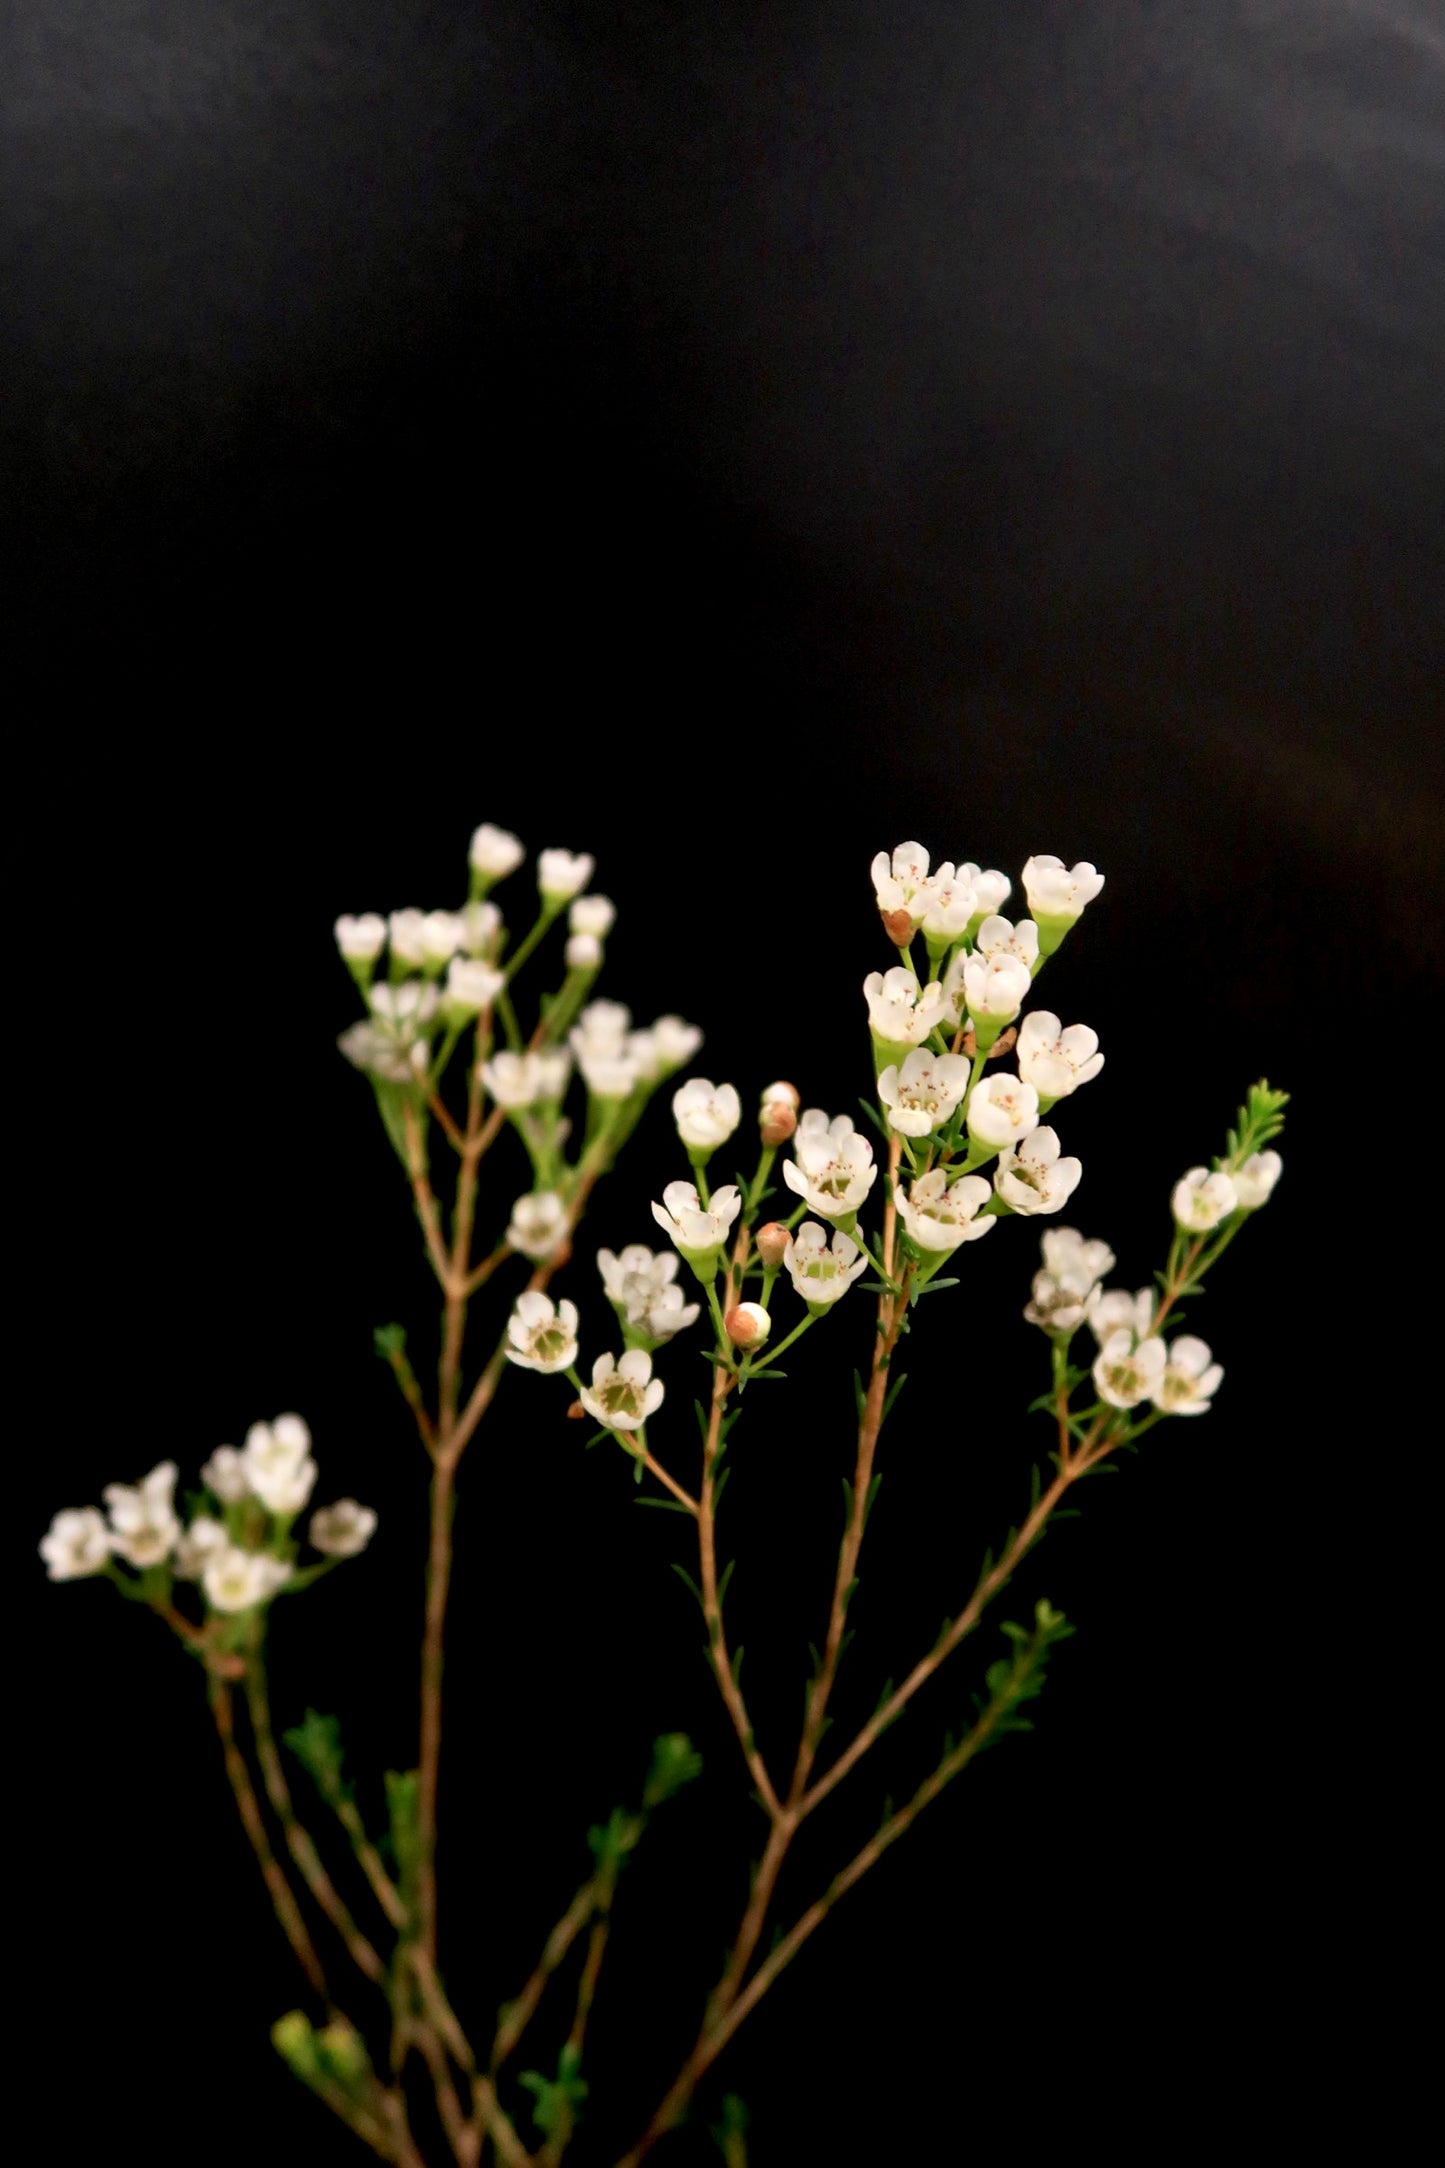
[1234,1151,1283,1209]
[203,1544,293,1614]
[387,909,428,967]
[1042,1228,1116,1285]
[1172,1167,1238,1233]
[994,1127,1082,1215]
[309,1499,379,1556]
[173,1516,229,1580]
[242,1417,318,1517]
[103,1461,182,1567]
[782,1110,879,1220]
[507,1191,570,1260]
[571,1000,630,1055]
[481,1049,571,1109]
[673,1078,742,1152]
[578,1048,641,1099]
[1086,1286,1155,1346]
[505,1291,581,1374]
[462,899,502,956]
[538,849,595,903]
[569,894,616,939]
[863,967,946,1049]
[334,913,387,963]
[974,914,1040,968]
[201,1444,250,1503]
[1015,1011,1104,1100]
[445,957,506,1013]
[420,910,465,965]
[1093,1329,1167,1410]
[368,980,441,1030]
[338,1021,430,1084]
[1152,1335,1223,1415]
[40,1506,112,1580]
[579,1349,665,1433]
[1024,1227,1115,1334]
[1021,857,1105,943]
[566,932,602,970]
[876,1049,972,1137]
[597,1246,700,1341]
[650,1181,742,1262]
[469,824,525,880]
[960,864,1012,918]
[961,950,1032,1025]
[647,1015,703,1074]
[966,1074,1041,1149]
[893,1169,994,1252]
[784,1222,870,1304]
[918,869,979,944]
[870,842,935,926]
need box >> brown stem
[491,1878,599,2074]
[208,1675,329,2000]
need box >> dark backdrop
[10,4,1440,2162]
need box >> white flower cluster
[1020,1240,1227,1417]
[571,1002,702,1102]
[40,1417,376,1612]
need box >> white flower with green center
[650,1182,742,1271]
[505,1291,581,1375]
[783,1222,870,1304]
[962,950,1032,1026]
[201,1444,250,1503]
[993,1127,1082,1215]
[1024,1229,1116,1335]
[598,1245,700,1342]
[1016,1011,1104,1100]
[870,841,935,927]
[876,1050,972,1137]
[334,913,387,963]
[782,1111,879,1220]
[973,914,1040,968]
[1151,1336,1223,1416]
[309,1500,379,1556]
[39,1507,112,1580]
[917,869,979,944]
[1171,1167,1238,1233]
[1021,857,1105,953]
[579,1350,665,1433]
[1233,1151,1282,1208]
[966,1074,1040,1150]
[1093,1330,1167,1409]
[508,1191,570,1260]
[893,1170,994,1252]
[863,967,946,1052]
[173,1516,229,1580]
[242,1417,317,1516]
[538,849,595,903]
[103,1461,182,1567]
[960,864,1012,918]
[1024,1268,1096,1335]
[1086,1287,1155,1346]
[673,1079,742,1152]
[203,1545,293,1615]
[469,823,524,880]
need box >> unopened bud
[759,1101,797,1146]
[986,1025,1018,1061]
[754,1222,792,1270]
[725,1302,771,1348]
[760,1080,800,1109]
[565,1399,586,1420]
[881,907,915,948]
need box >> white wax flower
[893,1170,994,1252]
[103,1461,182,1567]
[40,1506,112,1580]
[462,899,502,956]
[1024,1227,1114,1333]
[673,1079,742,1151]
[1094,1330,1168,1410]
[507,1191,569,1260]
[863,967,946,1048]
[1152,1336,1223,1415]
[993,1127,1082,1215]
[973,914,1040,968]
[784,1221,870,1304]
[470,824,524,879]
[649,1015,704,1073]
[420,910,465,964]
[538,849,595,902]
[338,1021,431,1085]
[966,1075,1040,1149]
[309,1499,379,1556]
[368,980,440,1030]
[505,1291,581,1374]
[579,1350,665,1433]
[173,1516,229,1580]
[1015,1011,1104,1100]
[334,913,387,962]
[650,1181,742,1261]
[1023,1270,1096,1335]
[242,1417,318,1516]
[482,1049,571,1109]
[1021,856,1106,923]
[870,841,935,926]
[782,1110,879,1220]
[1086,1286,1155,1346]
[579,1049,641,1099]
[569,894,616,938]
[571,1000,631,1057]
[566,932,602,970]
[918,869,979,943]
[445,957,506,1013]
[962,950,1032,1024]
[387,909,428,967]
[960,864,1012,916]
[1233,1151,1283,1208]
[876,1050,972,1137]
[201,1444,250,1503]
[1172,1167,1238,1233]
[597,1246,700,1340]
[203,1545,293,1614]
[1041,1228,1115,1285]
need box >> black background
[10,3,1440,2161]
